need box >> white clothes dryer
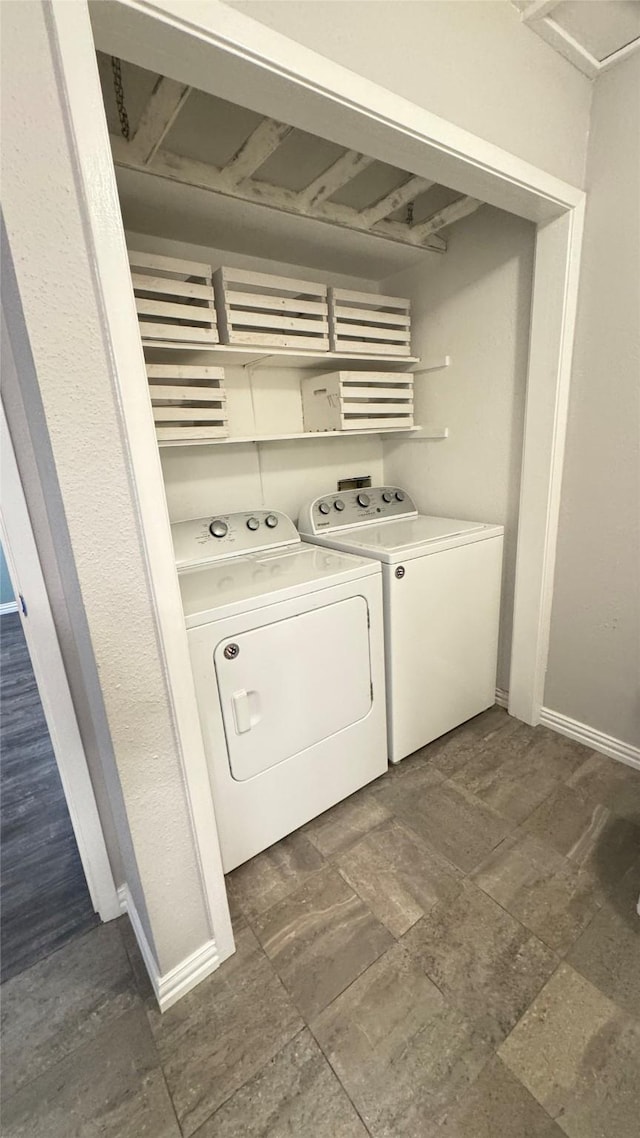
[298,487,504,763]
[172,508,387,871]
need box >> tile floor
[2,708,639,1137]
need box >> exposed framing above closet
[106,67,482,253]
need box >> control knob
[382,491,393,503]
[318,502,331,515]
[265,514,279,528]
[357,492,370,508]
[209,519,228,539]
[334,499,345,511]
[246,517,260,531]
[395,491,406,502]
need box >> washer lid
[307,516,504,563]
[178,542,380,626]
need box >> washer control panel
[172,510,299,568]
[299,487,417,534]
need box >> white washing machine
[298,487,504,763]
[172,508,387,871]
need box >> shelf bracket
[411,355,451,374]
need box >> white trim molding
[514,0,640,79]
[539,707,640,772]
[118,885,220,1011]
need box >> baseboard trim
[0,601,19,615]
[538,706,640,771]
[118,885,221,1012]
[496,689,640,771]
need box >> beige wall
[226,0,592,187]
[381,207,535,692]
[1,0,213,973]
[545,54,640,746]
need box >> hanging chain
[111,57,130,141]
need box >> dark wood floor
[0,612,97,983]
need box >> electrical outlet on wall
[337,475,372,491]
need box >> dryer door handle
[231,689,261,735]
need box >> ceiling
[96,53,483,281]
[514,1,640,77]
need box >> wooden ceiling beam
[128,76,192,165]
[359,175,433,226]
[411,196,482,240]
[296,150,375,209]
[111,136,446,251]
[219,118,293,186]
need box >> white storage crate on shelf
[301,371,414,432]
[213,267,329,350]
[129,250,218,344]
[146,363,227,441]
[328,288,411,356]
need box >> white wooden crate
[328,288,411,355]
[213,267,329,350]
[146,363,227,441]
[129,250,218,344]
[301,371,414,432]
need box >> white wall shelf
[142,340,420,370]
[157,425,448,448]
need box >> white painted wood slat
[153,406,228,422]
[149,386,227,404]
[155,425,229,440]
[329,287,412,355]
[301,370,414,432]
[129,248,219,345]
[214,266,329,349]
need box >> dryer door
[214,596,372,781]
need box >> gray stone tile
[253,865,393,1021]
[423,1055,565,1137]
[226,830,325,922]
[312,941,492,1138]
[568,860,640,1017]
[337,819,463,937]
[451,726,591,824]
[2,1006,179,1138]
[392,777,513,872]
[520,783,640,890]
[370,756,444,810]
[403,879,557,1044]
[472,832,603,953]
[499,963,640,1138]
[193,1029,368,1137]
[1,921,140,1097]
[567,753,640,820]
[419,704,521,778]
[146,926,303,1136]
[303,790,390,857]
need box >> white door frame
[41,0,584,953]
[0,400,120,922]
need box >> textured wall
[1,1,212,972]
[382,206,535,692]
[225,0,592,187]
[545,54,640,745]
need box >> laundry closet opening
[94,51,534,873]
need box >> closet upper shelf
[141,340,421,370]
[157,426,448,448]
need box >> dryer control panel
[172,510,299,568]
[299,487,418,534]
